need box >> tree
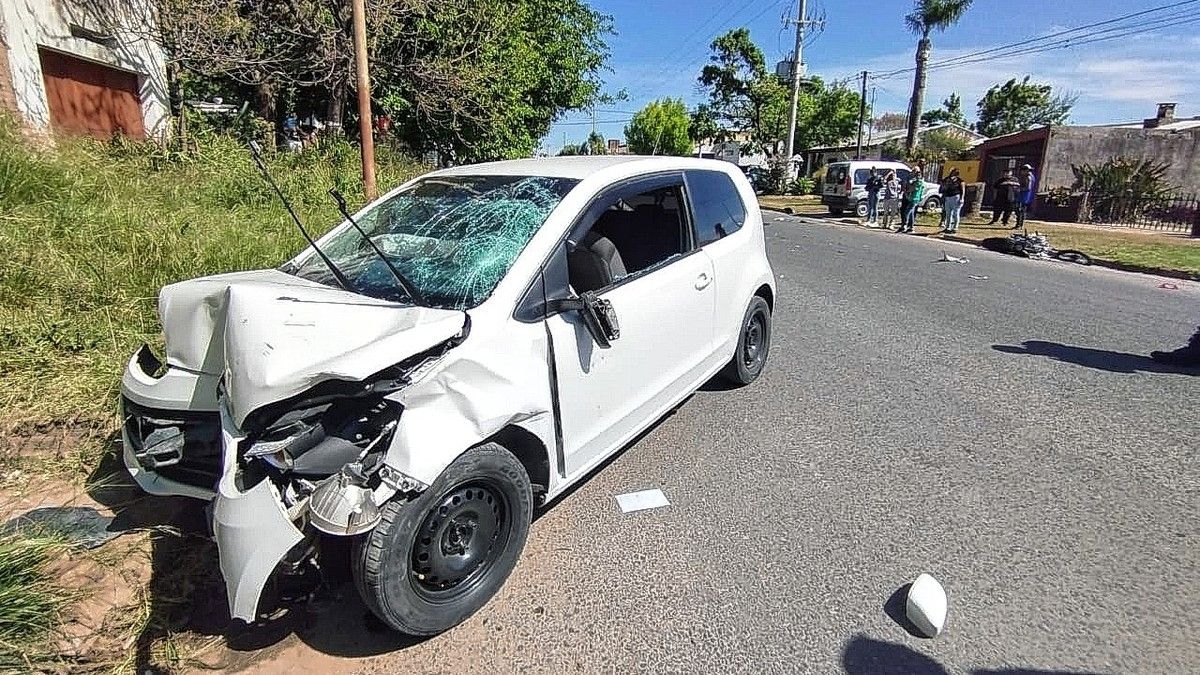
[131,0,613,161]
[976,77,1075,137]
[625,98,692,155]
[696,29,860,155]
[697,28,788,154]
[920,93,967,127]
[874,112,908,131]
[903,0,973,152]
[585,131,608,155]
[688,104,720,143]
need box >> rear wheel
[352,443,532,636]
[720,296,772,386]
[855,200,868,218]
[922,196,942,213]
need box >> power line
[872,1,1200,79]
[634,0,766,95]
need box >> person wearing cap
[1016,163,1037,230]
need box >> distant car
[120,156,776,637]
[821,160,941,217]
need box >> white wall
[0,0,168,137]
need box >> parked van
[821,161,941,217]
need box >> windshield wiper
[247,141,355,293]
[328,189,427,306]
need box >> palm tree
[904,0,973,154]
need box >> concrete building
[978,104,1200,199]
[0,0,168,139]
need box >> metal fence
[1083,191,1200,234]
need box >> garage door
[39,48,145,139]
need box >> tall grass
[0,532,71,673]
[0,116,422,430]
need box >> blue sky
[543,0,1200,152]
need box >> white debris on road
[934,251,969,264]
[615,489,670,513]
[968,275,989,280]
[906,573,948,638]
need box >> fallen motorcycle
[979,232,1092,265]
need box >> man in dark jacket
[864,167,884,225]
[1016,163,1037,230]
[990,170,1019,225]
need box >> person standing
[881,170,901,230]
[1016,163,1037,230]
[864,167,884,225]
[990,170,1019,226]
[940,168,964,233]
[899,169,924,233]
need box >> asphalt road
[243,214,1199,675]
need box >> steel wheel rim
[410,480,510,603]
[743,310,767,368]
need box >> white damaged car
[121,156,776,636]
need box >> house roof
[805,122,986,152]
[1100,117,1200,131]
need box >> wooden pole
[351,0,376,201]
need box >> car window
[568,182,690,293]
[853,169,872,185]
[290,175,577,309]
[686,170,746,246]
[825,166,847,184]
[896,169,913,184]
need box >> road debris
[614,489,670,514]
[968,275,989,280]
[934,251,969,264]
[905,573,948,638]
[2,506,119,549]
[1158,283,1180,290]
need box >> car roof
[429,155,739,180]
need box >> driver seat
[568,231,627,293]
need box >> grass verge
[0,531,72,673]
[0,116,422,443]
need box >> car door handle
[694,272,712,290]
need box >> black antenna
[248,141,354,292]
[328,189,426,306]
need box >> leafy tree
[585,131,608,155]
[625,98,692,155]
[919,129,972,160]
[920,93,967,127]
[976,77,1075,137]
[133,0,613,161]
[874,112,909,131]
[697,29,860,155]
[688,104,720,143]
[903,0,974,151]
[697,28,788,154]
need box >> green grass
[0,117,422,431]
[0,532,72,673]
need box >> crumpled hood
[158,269,466,427]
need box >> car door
[545,174,716,476]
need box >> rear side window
[686,170,747,245]
[854,169,872,185]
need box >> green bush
[787,177,814,196]
[0,114,422,426]
[1072,157,1176,223]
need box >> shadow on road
[841,635,1106,675]
[993,341,1199,375]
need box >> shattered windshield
[290,175,578,309]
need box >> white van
[821,160,941,217]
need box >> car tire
[352,443,532,636]
[720,296,772,386]
[922,196,941,212]
[855,200,868,218]
[829,207,843,215]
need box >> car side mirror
[550,292,620,348]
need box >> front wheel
[1055,250,1092,265]
[922,196,942,213]
[720,296,772,386]
[352,443,533,636]
[855,200,868,218]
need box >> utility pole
[351,0,376,201]
[783,0,809,164]
[866,86,877,148]
[855,71,868,159]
